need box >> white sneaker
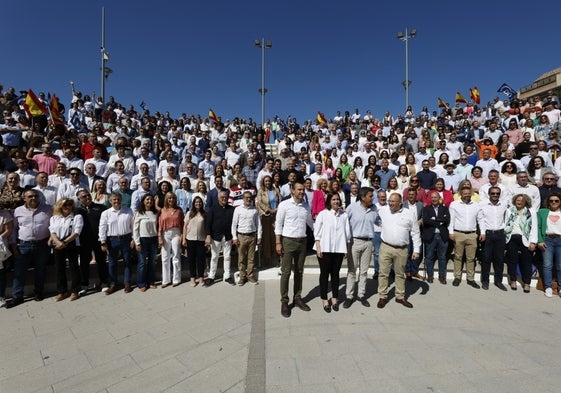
[101,284,109,293]
[0,297,5,308]
[545,288,553,298]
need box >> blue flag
[140,101,148,111]
[497,83,517,100]
[70,111,81,129]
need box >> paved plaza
[1,268,560,393]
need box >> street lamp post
[254,38,272,127]
[397,28,416,110]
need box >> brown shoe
[150,285,157,289]
[105,286,117,295]
[377,298,388,309]
[161,283,170,289]
[139,287,147,292]
[124,284,133,293]
[69,293,79,301]
[54,293,69,302]
[247,276,258,284]
[396,298,413,308]
[439,277,447,285]
[427,275,434,283]
[281,302,291,318]
[412,273,425,281]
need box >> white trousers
[161,228,182,285]
[209,236,232,280]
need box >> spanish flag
[317,111,326,124]
[470,86,481,104]
[50,94,65,129]
[208,108,219,122]
[455,92,467,104]
[437,97,448,109]
[23,89,47,117]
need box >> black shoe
[34,292,44,302]
[331,300,339,312]
[359,297,370,307]
[494,282,507,291]
[452,278,461,287]
[281,302,291,318]
[323,301,331,313]
[224,277,235,286]
[373,272,379,280]
[6,297,24,308]
[204,278,214,287]
[467,280,480,289]
[343,298,354,309]
[482,282,489,290]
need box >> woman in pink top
[158,192,184,287]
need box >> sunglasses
[550,199,561,203]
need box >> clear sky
[3,1,561,124]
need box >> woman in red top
[311,178,329,219]
[424,178,454,207]
[158,192,184,287]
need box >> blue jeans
[137,236,158,288]
[12,241,49,299]
[406,236,424,275]
[372,232,381,273]
[424,234,448,277]
[107,235,133,286]
[542,237,561,289]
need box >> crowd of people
[1,84,561,315]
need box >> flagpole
[101,6,105,106]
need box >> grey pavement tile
[52,355,141,393]
[105,311,169,340]
[175,335,246,376]
[353,350,427,379]
[0,348,45,380]
[397,373,479,393]
[0,353,91,393]
[266,358,299,386]
[266,335,322,359]
[163,348,247,393]
[106,358,190,393]
[294,354,363,385]
[335,379,410,393]
[224,379,245,393]
[186,314,247,343]
[268,384,338,393]
[129,332,199,370]
[83,331,156,367]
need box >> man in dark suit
[404,188,425,281]
[76,189,109,293]
[422,191,450,284]
[205,175,229,211]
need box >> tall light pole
[397,28,416,110]
[254,38,272,126]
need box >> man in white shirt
[448,186,482,288]
[308,163,328,190]
[376,193,421,309]
[275,182,314,318]
[479,170,510,205]
[84,148,109,178]
[99,192,135,295]
[33,172,57,206]
[477,186,508,291]
[231,191,262,286]
[475,148,500,178]
[510,171,541,213]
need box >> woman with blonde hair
[158,192,184,287]
[49,198,84,301]
[91,179,110,207]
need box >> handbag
[0,238,12,264]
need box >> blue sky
[3,1,561,124]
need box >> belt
[354,237,373,241]
[382,240,408,250]
[283,236,307,242]
[455,230,476,234]
[19,238,49,244]
[546,234,561,239]
[486,229,504,234]
[238,232,256,236]
[108,234,132,240]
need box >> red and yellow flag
[23,89,47,117]
[208,108,219,122]
[437,97,448,109]
[470,86,481,104]
[50,94,65,128]
[317,111,326,124]
[455,92,467,104]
